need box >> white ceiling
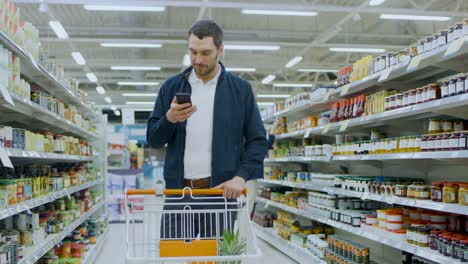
[12,0,468,108]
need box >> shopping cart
[124,187,261,263]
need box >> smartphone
[176,93,192,105]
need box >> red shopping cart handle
[126,188,248,196]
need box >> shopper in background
[147,19,267,198]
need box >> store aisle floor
[95,223,295,263]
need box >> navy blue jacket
[146,62,268,189]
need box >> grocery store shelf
[0,31,98,119]
[254,223,326,264]
[264,156,332,163]
[259,179,468,215]
[259,179,332,193]
[83,225,110,264]
[19,200,105,264]
[273,93,468,140]
[339,36,468,97]
[0,178,104,220]
[0,91,98,140]
[4,147,95,162]
[264,151,468,163]
[255,197,461,264]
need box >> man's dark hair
[188,20,223,48]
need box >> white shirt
[184,67,221,179]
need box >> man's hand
[166,97,197,123]
[214,176,246,199]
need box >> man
[146,20,267,238]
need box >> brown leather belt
[184,177,211,189]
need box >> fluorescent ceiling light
[183,54,191,66]
[114,110,121,116]
[257,94,291,98]
[122,93,157,97]
[261,74,276,84]
[101,43,162,48]
[257,102,276,106]
[118,82,160,86]
[125,101,155,105]
[368,0,385,6]
[273,83,314,88]
[329,47,386,53]
[111,66,161,71]
[71,52,86,65]
[285,56,303,68]
[298,69,339,73]
[110,106,117,111]
[104,96,112,104]
[224,45,280,51]
[96,86,106,95]
[49,20,68,39]
[242,9,318,16]
[86,73,98,82]
[380,14,451,21]
[84,5,165,12]
[227,68,256,72]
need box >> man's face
[188,34,223,77]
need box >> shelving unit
[19,200,105,264]
[254,223,326,264]
[0,178,103,220]
[83,225,110,264]
[265,150,468,163]
[255,197,461,264]
[3,147,95,162]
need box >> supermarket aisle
[96,223,295,263]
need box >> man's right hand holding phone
[166,97,197,123]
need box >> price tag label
[378,66,393,82]
[322,124,331,135]
[0,148,13,168]
[386,197,396,204]
[304,128,312,138]
[444,37,465,57]
[0,83,14,106]
[407,56,422,71]
[339,120,351,132]
[340,84,351,96]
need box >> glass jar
[459,184,468,205]
[434,134,443,151]
[427,83,440,101]
[54,135,65,153]
[441,80,450,98]
[402,91,409,107]
[460,240,468,262]
[432,182,444,202]
[443,183,459,203]
[450,132,461,150]
[416,88,424,104]
[408,184,417,199]
[457,76,466,94]
[433,33,440,48]
[460,131,468,150]
[422,86,429,102]
[443,121,454,132]
[390,95,396,110]
[395,184,408,197]
[43,132,55,153]
[416,185,431,200]
[454,121,464,132]
[429,120,442,134]
[439,30,448,46]
[424,37,433,52]
[417,40,425,54]
[408,89,417,105]
[449,78,458,96]
[396,93,403,108]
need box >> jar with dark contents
[439,30,448,46]
[396,93,403,108]
[441,80,450,98]
[449,78,458,96]
[432,182,444,202]
[390,95,396,110]
[385,96,390,111]
[452,237,462,260]
[408,89,417,105]
[424,36,433,52]
[416,88,424,104]
[402,91,409,107]
[422,86,428,102]
[460,240,468,262]
[427,83,440,101]
[457,76,466,94]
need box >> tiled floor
[95,223,296,263]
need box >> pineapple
[219,230,247,264]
